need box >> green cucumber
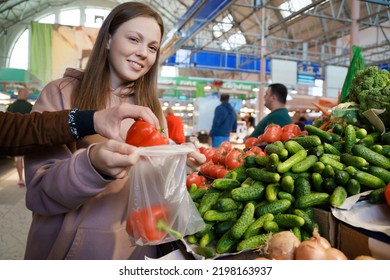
[305,124,333,143]
[236,234,268,251]
[198,189,221,216]
[293,209,319,234]
[277,149,307,173]
[254,199,291,217]
[287,135,322,148]
[266,153,279,172]
[295,192,330,209]
[284,140,305,154]
[330,186,348,208]
[212,178,241,190]
[352,144,390,170]
[319,155,345,171]
[368,187,386,204]
[265,183,280,202]
[230,202,255,240]
[280,175,295,194]
[291,155,318,173]
[273,213,305,228]
[323,142,342,156]
[231,182,265,201]
[246,167,280,183]
[294,177,311,198]
[216,230,236,254]
[366,166,390,183]
[344,124,356,153]
[346,178,361,195]
[203,209,239,222]
[340,153,369,169]
[243,213,274,239]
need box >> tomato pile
[188,124,306,183]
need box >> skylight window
[221,31,246,51]
[212,14,233,38]
[279,0,312,18]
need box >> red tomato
[220,141,233,152]
[257,134,265,143]
[199,162,212,176]
[216,168,229,178]
[186,173,203,189]
[225,149,245,170]
[126,120,169,147]
[203,148,216,162]
[248,146,264,155]
[280,131,297,143]
[263,124,283,143]
[209,165,224,178]
[245,137,259,149]
[282,124,301,135]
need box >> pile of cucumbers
[187,123,390,258]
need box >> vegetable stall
[183,65,390,260]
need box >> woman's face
[107,16,161,88]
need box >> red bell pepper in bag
[126,205,182,241]
[125,120,169,147]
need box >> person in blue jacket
[209,93,237,147]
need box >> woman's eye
[129,37,139,43]
[149,46,158,52]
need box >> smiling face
[107,16,162,89]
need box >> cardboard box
[313,207,339,247]
[338,222,390,260]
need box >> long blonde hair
[72,2,165,126]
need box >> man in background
[249,83,291,138]
[209,93,237,148]
[165,107,186,144]
[7,87,33,186]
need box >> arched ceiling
[0,0,389,80]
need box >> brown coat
[0,110,73,156]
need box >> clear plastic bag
[126,145,205,246]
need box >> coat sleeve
[24,81,111,216]
[0,110,74,156]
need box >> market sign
[158,76,259,96]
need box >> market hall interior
[0,156,31,260]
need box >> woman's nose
[135,44,148,57]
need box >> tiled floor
[0,158,31,260]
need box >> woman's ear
[106,34,111,50]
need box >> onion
[312,228,331,249]
[296,229,348,260]
[267,231,300,260]
[295,239,326,260]
[324,247,348,260]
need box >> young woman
[24,2,204,260]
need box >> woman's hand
[182,143,207,174]
[88,139,139,179]
[93,103,160,141]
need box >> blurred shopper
[165,106,186,144]
[246,112,255,128]
[7,87,33,186]
[0,103,152,156]
[209,93,237,147]
[249,83,291,138]
[296,116,307,131]
[23,2,205,260]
